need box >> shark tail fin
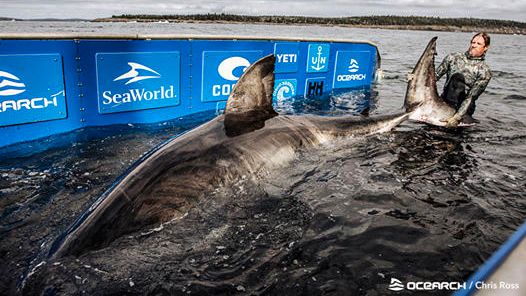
[224,54,278,136]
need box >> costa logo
[201,51,262,102]
[217,57,251,81]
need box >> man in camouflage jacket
[436,32,492,128]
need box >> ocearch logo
[0,70,62,113]
[218,57,250,81]
[0,91,62,113]
[348,59,359,73]
[388,277,468,291]
[0,70,26,96]
[336,58,366,82]
[389,278,404,291]
[113,62,161,85]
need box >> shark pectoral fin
[224,54,278,137]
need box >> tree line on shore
[110,14,525,30]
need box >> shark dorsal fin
[224,54,278,137]
[225,54,277,117]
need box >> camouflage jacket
[436,52,492,117]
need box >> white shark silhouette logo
[0,70,26,96]
[348,59,359,73]
[114,62,161,85]
[388,278,404,291]
[218,57,250,81]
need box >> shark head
[404,37,461,126]
[404,36,439,112]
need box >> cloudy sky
[1,0,524,21]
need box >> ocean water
[0,22,525,295]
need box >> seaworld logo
[102,62,176,106]
[113,62,161,85]
[96,52,181,113]
[102,86,175,105]
[0,70,26,96]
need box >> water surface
[0,22,525,295]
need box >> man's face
[469,35,488,57]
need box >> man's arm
[445,67,492,127]
[435,54,451,81]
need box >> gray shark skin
[49,39,443,258]
[405,36,473,127]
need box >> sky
[1,0,525,22]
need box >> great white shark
[48,36,459,258]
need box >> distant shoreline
[94,14,525,35]
[1,14,524,35]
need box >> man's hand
[440,115,461,128]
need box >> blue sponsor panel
[201,50,263,102]
[274,43,299,73]
[306,44,330,73]
[273,79,297,103]
[79,40,191,127]
[0,54,67,127]
[332,51,372,89]
[215,101,227,114]
[96,51,180,114]
[0,38,379,148]
[304,77,328,99]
